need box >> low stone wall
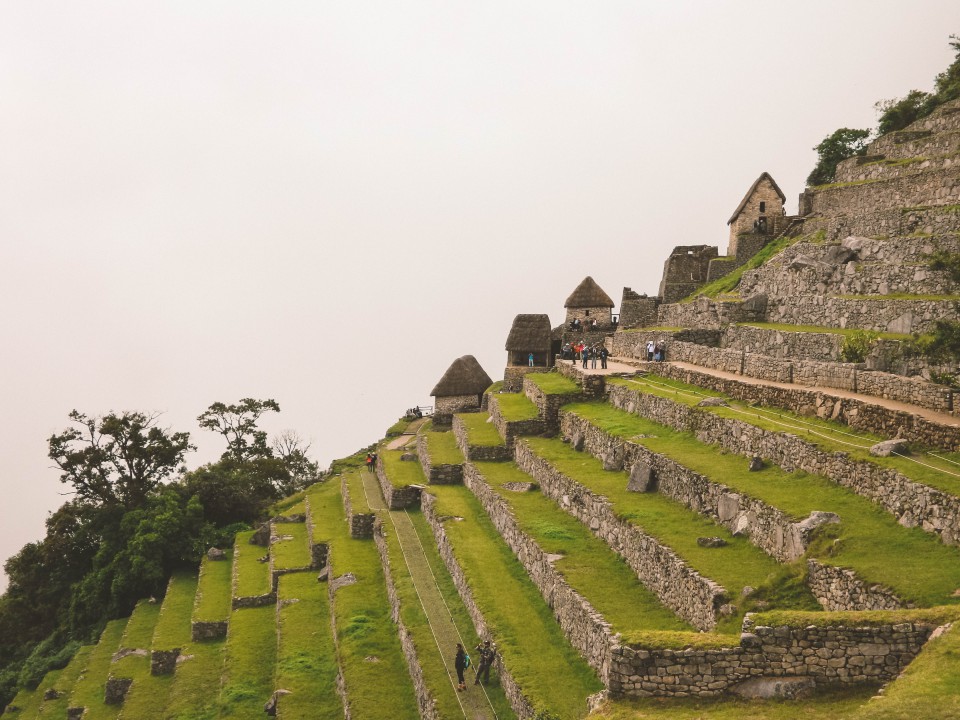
[452,414,511,462]
[559,412,824,563]
[420,491,540,719]
[856,371,953,413]
[722,325,844,362]
[150,649,180,676]
[340,477,375,539]
[523,375,584,433]
[513,441,726,631]
[657,295,765,330]
[375,456,423,509]
[806,561,904,611]
[741,353,794,383]
[608,382,960,545]
[610,616,937,697]
[487,394,546,449]
[463,463,615,679]
[767,295,958,335]
[373,519,440,720]
[609,329,721,359]
[503,365,550,392]
[416,434,464,485]
[669,341,744,374]
[792,360,859,392]
[191,620,227,642]
[554,361,606,398]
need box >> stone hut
[564,276,615,330]
[727,172,786,258]
[430,355,493,426]
[503,314,553,391]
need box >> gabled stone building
[503,314,553,391]
[430,355,493,426]
[727,171,787,258]
[563,276,615,329]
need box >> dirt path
[359,469,498,720]
[385,417,428,450]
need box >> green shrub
[840,330,881,363]
[927,250,960,283]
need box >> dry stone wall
[607,382,960,545]
[340,477,375,539]
[487,394,546,448]
[416,434,463,485]
[806,560,904,611]
[503,365,550,392]
[523,375,584,433]
[451,414,511,462]
[559,412,826,563]
[513,440,726,631]
[374,456,422,510]
[723,325,845,361]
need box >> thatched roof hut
[505,314,552,352]
[430,355,493,397]
[564,276,614,308]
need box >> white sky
[1,2,957,591]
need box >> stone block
[627,462,655,492]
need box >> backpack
[463,653,471,668]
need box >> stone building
[563,276,615,329]
[727,171,786,258]
[657,245,719,304]
[503,314,554,391]
[618,287,659,330]
[430,355,493,426]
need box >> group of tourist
[561,341,608,369]
[364,452,379,470]
[645,339,667,362]
[567,317,599,331]
[454,639,496,691]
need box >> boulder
[842,235,868,252]
[206,547,226,561]
[697,536,727,548]
[717,493,740,523]
[400,452,417,461]
[870,439,910,457]
[748,456,764,472]
[627,462,655,492]
[732,676,815,700]
[602,448,624,472]
[787,254,833,277]
[697,397,728,408]
[824,244,859,265]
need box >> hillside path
[359,469,498,720]
[386,417,428,450]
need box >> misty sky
[1,2,957,590]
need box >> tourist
[455,643,468,691]
[582,345,589,369]
[365,453,374,470]
[528,352,534,367]
[646,339,655,361]
[654,341,665,362]
[474,640,495,686]
[590,345,598,369]
[600,346,608,369]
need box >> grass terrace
[380,449,428,488]
[344,470,371,513]
[275,573,341,719]
[427,483,604,718]
[523,437,816,630]
[425,429,464,465]
[495,393,540,422]
[161,638,225,720]
[455,411,505,447]
[5,683,42,717]
[272,491,307,515]
[271,522,313,572]
[217,605,276,719]
[486,380,504,394]
[736,321,912,340]
[473,461,702,644]
[233,531,272,599]
[611,374,960,497]
[565,402,960,607]
[386,416,412,437]
[34,647,93,719]
[193,550,233,625]
[527,372,580,395]
[67,618,128,718]
[310,476,420,718]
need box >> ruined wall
[340,476,375,539]
[619,288,659,330]
[659,246,719,304]
[503,365,550,392]
[806,561,904,612]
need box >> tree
[197,398,280,462]
[48,411,194,508]
[875,36,960,135]
[806,127,871,186]
[272,430,322,493]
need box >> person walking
[528,352,534,367]
[590,345,598,369]
[600,346,608,369]
[582,345,589,369]
[646,339,655,361]
[454,643,467,691]
[474,640,495,686]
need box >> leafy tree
[806,127,871,186]
[48,411,194,508]
[180,458,286,526]
[272,430,322,492]
[197,398,280,462]
[876,36,960,135]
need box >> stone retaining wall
[523,375,584,433]
[554,361,606,399]
[503,366,550,392]
[452,414,511,462]
[856,371,953,413]
[340,477,375,539]
[806,560,904,611]
[420,491,540,719]
[607,382,960,544]
[416,434,464,485]
[190,620,228,642]
[559,412,823,563]
[513,441,726,631]
[723,325,845,361]
[487,394,546,449]
[373,519,440,720]
[766,295,957,335]
[463,463,615,679]
[374,456,423,509]
[657,295,766,330]
[610,329,721,359]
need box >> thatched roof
[431,355,493,397]
[564,276,614,308]
[727,172,786,225]
[505,314,552,351]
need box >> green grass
[591,684,879,720]
[427,483,604,719]
[344,470,370,513]
[102,601,162,720]
[272,491,307,515]
[380,449,428,488]
[611,374,960,498]
[425,430,464,465]
[737,321,911,341]
[232,531,271,599]
[217,606,277,719]
[310,476,420,718]
[850,619,960,719]
[565,402,960,607]
[527,372,580,395]
[523,437,813,631]
[473,461,698,642]
[161,638,225,720]
[67,618,128,716]
[271,522,313,572]
[35,646,93,719]
[5,683,43,717]
[275,573,341,719]
[486,381,504,394]
[456,412,505,447]
[752,607,960,629]
[193,552,233,623]
[495,393,540,422]
[386,417,412,437]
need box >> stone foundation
[504,365,550,392]
[191,620,228,642]
[150,649,180,676]
[523,374,585,433]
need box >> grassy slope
[344,470,370,513]
[381,449,428,488]
[495,393,540,421]
[456,412,505,447]
[527,373,580,395]
[275,573,341,720]
[566,402,960,607]
[232,531,271,599]
[194,552,233,623]
[523,437,815,630]
[34,646,93,718]
[271,523,312,571]
[217,605,276,719]
[308,479,420,719]
[428,483,603,719]
[162,639,225,720]
[67,618,128,717]
[426,430,465,465]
